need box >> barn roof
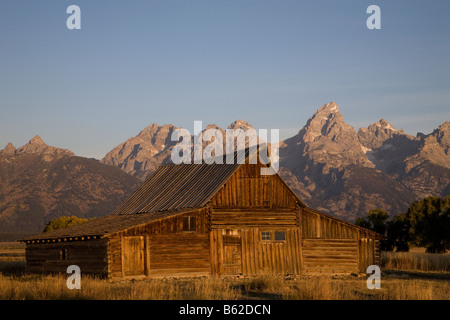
[112,146,302,215]
[113,162,241,215]
[22,207,201,242]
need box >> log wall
[358,239,380,273]
[25,239,108,276]
[299,208,381,274]
[301,239,359,274]
[148,233,210,276]
[107,208,211,279]
[210,208,298,229]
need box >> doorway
[122,236,145,276]
[221,230,242,275]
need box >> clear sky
[1,0,449,159]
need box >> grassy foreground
[0,243,448,300]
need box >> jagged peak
[303,102,346,129]
[227,120,254,130]
[315,101,339,114]
[15,135,74,159]
[435,121,449,132]
[430,121,449,147]
[204,123,221,130]
[29,134,47,145]
[16,134,48,151]
[307,102,343,125]
[137,123,178,139]
[373,118,397,131]
[297,102,358,145]
[138,123,160,135]
[1,142,16,154]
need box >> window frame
[60,249,68,260]
[182,216,196,233]
[260,230,287,242]
[260,231,272,241]
[274,231,286,242]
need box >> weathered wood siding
[208,162,304,276]
[122,236,145,276]
[301,239,359,274]
[210,228,302,276]
[358,239,380,272]
[211,163,298,209]
[300,208,380,274]
[300,208,359,239]
[211,208,298,229]
[148,233,210,276]
[107,208,211,279]
[25,239,108,276]
[209,200,303,277]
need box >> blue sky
[1,0,449,159]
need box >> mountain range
[1,101,448,236]
[278,102,449,220]
[0,136,140,236]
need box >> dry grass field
[0,242,448,300]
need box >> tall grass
[0,273,447,300]
[0,275,242,300]
[0,246,448,300]
[236,275,445,300]
[381,251,450,272]
[0,254,26,276]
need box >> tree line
[355,195,450,253]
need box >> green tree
[406,196,450,253]
[355,208,389,235]
[385,196,450,253]
[386,212,411,252]
[355,216,372,230]
[355,208,390,250]
[43,215,88,233]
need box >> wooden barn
[22,151,383,279]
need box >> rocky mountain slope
[101,120,260,180]
[277,102,418,220]
[100,101,449,222]
[0,137,140,235]
[357,118,450,199]
[100,124,179,180]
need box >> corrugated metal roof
[113,147,259,215]
[22,208,202,241]
[113,162,241,214]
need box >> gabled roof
[113,162,241,215]
[113,147,294,215]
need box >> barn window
[60,249,68,260]
[182,216,196,232]
[275,231,286,241]
[261,231,271,241]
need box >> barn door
[222,230,242,275]
[122,236,145,276]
